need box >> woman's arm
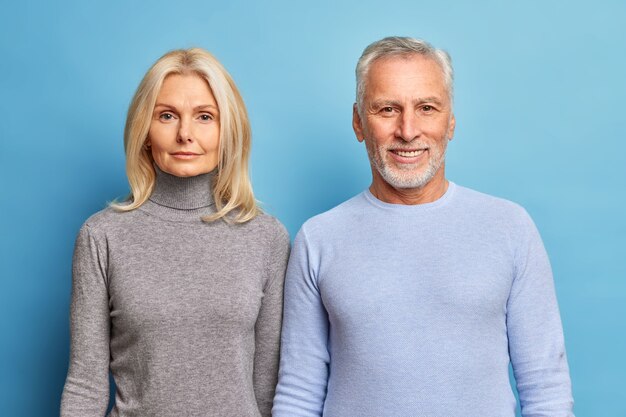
[253,222,290,417]
[60,224,111,417]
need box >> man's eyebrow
[369,99,402,108]
[369,97,445,109]
[415,97,444,106]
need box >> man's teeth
[394,149,425,157]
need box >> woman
[60,48,290,417]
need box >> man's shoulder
[299,191,367,236]
[453,183,533,226]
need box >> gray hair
[355,36,454,114]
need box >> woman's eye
[199,114,213,121]
[159,113,174,121]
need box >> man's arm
[507,209,575,417]
[272,227,330,416]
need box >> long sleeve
[507,210,574,417]
[272,228,330,417]
[60,225,111,417]
[253,224,290,417]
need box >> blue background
[1,1,624,415]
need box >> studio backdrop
[1,1,625,416]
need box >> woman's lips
[171,152,201,160]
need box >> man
[272,36,574,416]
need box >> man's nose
[395,111,422,142]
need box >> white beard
[365,139,447,189]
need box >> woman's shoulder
[80,204,143,235]
[244,211,290,245]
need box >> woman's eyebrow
[153,103,218,110]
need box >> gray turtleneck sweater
[60,168,290,417]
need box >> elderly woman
[60,48,290,417]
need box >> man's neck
[369,174,449,205]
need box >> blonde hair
[112,48,259,223]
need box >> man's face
[353,55,455,193]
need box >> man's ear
[447,113,456,141]
[353,103,365,143]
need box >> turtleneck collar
[149,165,215,210]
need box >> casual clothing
[273,182,573,417]
[61,167,290,417]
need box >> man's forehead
[364,56,448,99]
[366,56,445,84]
[369,54,444,78]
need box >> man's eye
[422,105,434,112]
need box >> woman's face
[148,73,220,177]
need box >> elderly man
[272,37,574,416]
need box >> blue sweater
[273,183,573,417]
